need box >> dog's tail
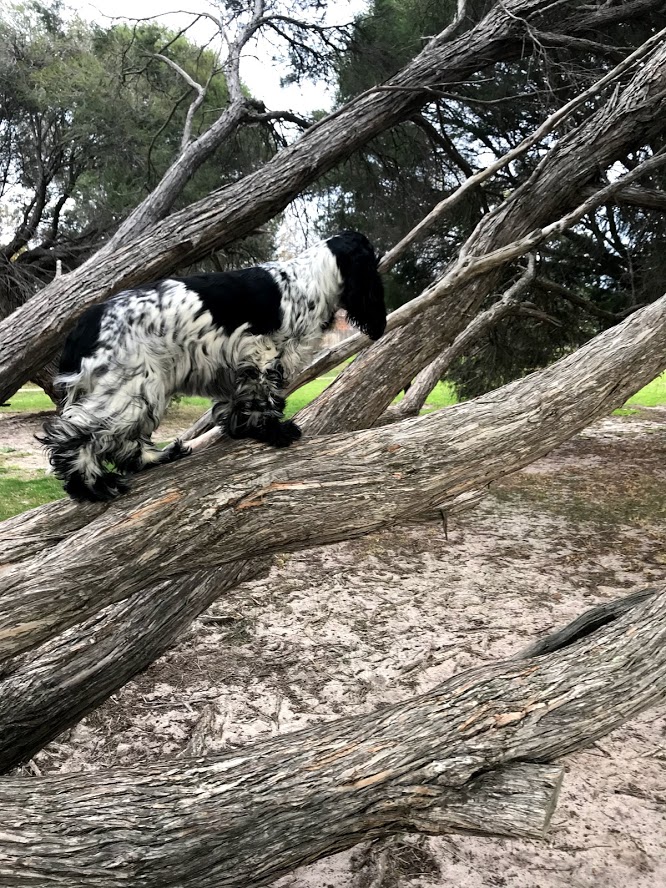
[40,411,129,502]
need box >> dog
[42,231,386,502]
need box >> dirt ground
[3,405,666,887]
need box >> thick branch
[1,294,665,662]
[0,585,663,887]
[0,0,658,402]
[582,182,666,212]
[299,41,666,435]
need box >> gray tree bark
[0,0,659,403]
[376,256,537,425]
[0,585,663,887]
[0,294,664,771]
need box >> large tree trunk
[0,585,663,887]
[0,294,664,770]
[0,0,660,403]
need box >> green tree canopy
[0,1,275,304]
[315,0,666,396]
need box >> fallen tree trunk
[1,295,665,661]
[0,0,659,403]
[0,585,663,888]
[0,294,663,770]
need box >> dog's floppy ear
[326,231,387,341]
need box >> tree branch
[583,182,666,212]
[377,25,666,272]
[283,150,666,402]
[0,584,663,887]
[376,255,537,424]
[151,52,211,152]
[1,293,665,661]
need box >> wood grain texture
[0,586,662,887]
[0,295,664,664]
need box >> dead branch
[151,52,212,152]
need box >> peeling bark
[0,585,663,887]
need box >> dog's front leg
[216,363,301,448]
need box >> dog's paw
[164,438,191,462]
[264,419,302,448]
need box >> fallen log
[0,586,663,887]
[1,294,665,661]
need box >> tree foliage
[315,0,666,395]
[0,1,275,307]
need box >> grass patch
[0,388,54,413]
[0,470,64,521]
[626,371,666,408]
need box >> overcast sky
[78,0,369,113]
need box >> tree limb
[377,25,666,273]
[376,255,537,424]
[0,584,663,887]
[299,43,666,436]
[282,149,666,405]
[583,182,666,212]
[151,52,211,152]
[1,293,665,662]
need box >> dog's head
[326,230,386,340]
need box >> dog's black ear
[327,231,387,341]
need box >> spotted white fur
[42,231,386,501]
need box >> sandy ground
[3,405,666,887]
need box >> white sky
[78,0,369,114]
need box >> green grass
[625,371,666,408]
[0,387,54,413]
[0,468,64,521]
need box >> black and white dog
[42,231,386,502]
